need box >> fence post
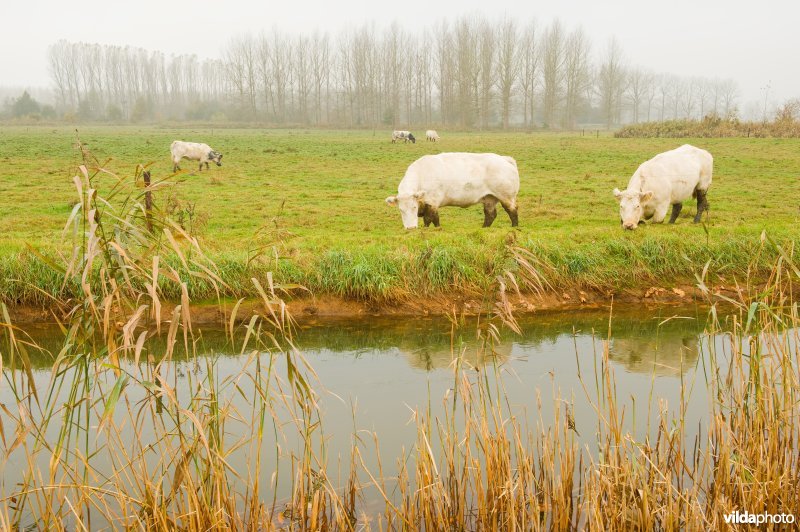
[143,170,153,233]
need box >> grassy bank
[0,126,797,304]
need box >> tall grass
[4,230,788,307]
[1,149,799,529]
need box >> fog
[3,0,798,117]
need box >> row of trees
[40,18,743,127]
[47,40,227,121]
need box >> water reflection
[8,308,709,376]
[611,334,699,376]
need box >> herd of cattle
[169,135,714,231]
[391,130,441,143]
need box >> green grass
[0,126,798,303]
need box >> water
[0,306,722,524]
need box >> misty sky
[4,0,798,107]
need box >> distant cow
[426,130,440,142]
[391,130,416,144]
[386,152,520,229]
[171,141,223,172]
[613,144,713,230]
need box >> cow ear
[613,188,622,201]
[640,191,653,202]
[385,196,398,206]
[218,153,223,159]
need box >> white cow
[391,130,416,144]
[426,129,440,142]
[613,144,712,230]
[386,152,520,229]
[170,141,223,172]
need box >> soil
[5,282,743,325]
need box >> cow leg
[419,205,432,227]
[430,208,440,227]
[652,203,669,223]
[173,163,180,172]
[500,200,519,227]
[483,198,498,227]
[694,190,709,223]
[205,161,210,170]
[668,203,683,224]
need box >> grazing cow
[386,152,520,229]
[426,130,440,142]
[170,141,223,172]
[613,144,712,230]
[391,130,416,144]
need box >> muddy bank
[5,282,742,325]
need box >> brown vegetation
[616,111,800,138]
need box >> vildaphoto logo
[724,510,795,525]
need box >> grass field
[0,126,798,303]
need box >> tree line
[34,18,745,127]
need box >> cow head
[613,188,653,230]
[208,151,223,166]
[408,133,416,144]
[385,192,423,229]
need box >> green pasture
[0,126,797,303]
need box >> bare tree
[540,20,565,128]
[518,21,539,128]
[270,30,292,123]
[48,41,71,109]
[656,74,675,121]
[294,35,312,123]
[626,67,654,123]
[454,17,479,128]
[383,22,405,127]
[45,19,746,127]
[695,77,710,118]
[561,26,591,128]
[477,20,496,129]
[720,79,739,117]
[224,36,255,117]
[412,29,434,125]
[309,31,331,125]
[496,18,520,129]
[677,78,696,119]
[597,37,627,128]
[433,20,455,125]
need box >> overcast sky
[4,0,798,106]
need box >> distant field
[0,126,798,303]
